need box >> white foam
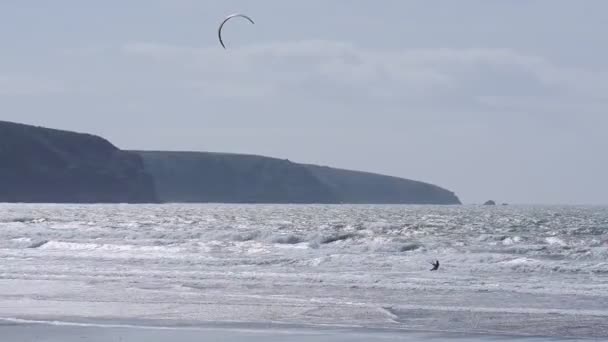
[545,237,568,246]
[1,203,608,338]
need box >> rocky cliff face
[135,151,462,205]
[0,121,158,203]
[304,164,461,205]
[0,120,461,205]
[134,151,339,203]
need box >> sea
[0,203,607,340]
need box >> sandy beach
[1,318,579,342]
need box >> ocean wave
[229,231,262,242]
[317,232,360,245]
[545,237,568,246]
[271,234,304,244]
[0,217,47,224]
[36,240,189,255]
[27,240,50,248]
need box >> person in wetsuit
[430,260,439,271]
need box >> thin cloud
[0,74,69,96]
[118,40,604,108]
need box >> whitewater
[0,203,607,339]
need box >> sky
[1,1,607,205]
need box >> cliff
[135,151,462,205]
[305,164,461,204]
[133,151,339,203]
[0,121,157,203]
[0,120,461,205]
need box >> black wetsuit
[430,260,439,271]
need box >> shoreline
[0,316,577,341]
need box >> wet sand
[1,319,576,342]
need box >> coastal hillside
[133,151,339,204]
[0,120,461,204]
[135,151,462,205]
[0,121,157,203]
[305,164,461,204]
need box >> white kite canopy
[218,13,255,49]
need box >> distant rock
[0,121,158,203]
[483,200,496,205]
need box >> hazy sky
[1,1,606,205]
